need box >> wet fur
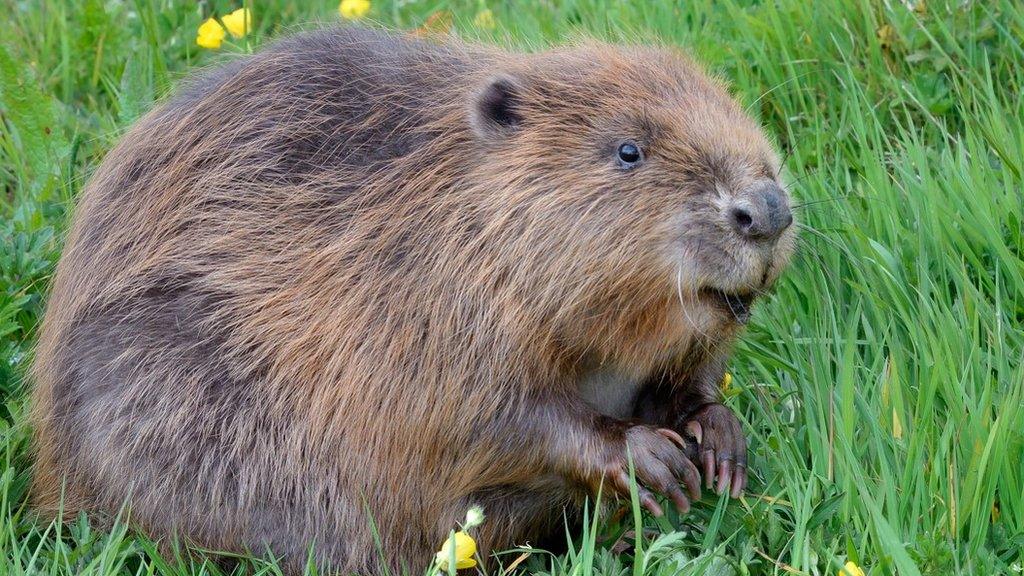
[30,27,793,574]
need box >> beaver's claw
[680,403,747,498]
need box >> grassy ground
[2,0,1023,574]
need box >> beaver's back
[38,27,478,331]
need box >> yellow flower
[221,8,251,39]
[721,372,733,392]
[877,24,894,51]
[473,8,496,30]
[839,560,866,576]
[196,17,226,50]
[339,0,371,19]
[436,531,477,570]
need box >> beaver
[29,26,794,574]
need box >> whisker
[783,169,822,190]
[776,147,793,180]
[745,69,819,115]
[791,196,845,210]
[793,222,859,261]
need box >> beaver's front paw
[594,425,702,516]
[680,403,747,498]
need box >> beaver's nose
[728,183,793,242]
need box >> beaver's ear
[470,74,523,139]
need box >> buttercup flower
[436,531,477,570]
[877,24,894,51]
[196,17,226,49]
[473,8,495,30]
[839,560,866,576]
[339,0,371,19]
[221,8,251,39]
[721,372,733,392]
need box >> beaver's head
[462,43,795,356]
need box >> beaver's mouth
[699,288,757,323]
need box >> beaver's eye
[616,141,643,168]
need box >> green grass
[2,0,1022,574]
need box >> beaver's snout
[727,182,793,243]
[686,180,795,323]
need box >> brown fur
[30,27,794,574]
